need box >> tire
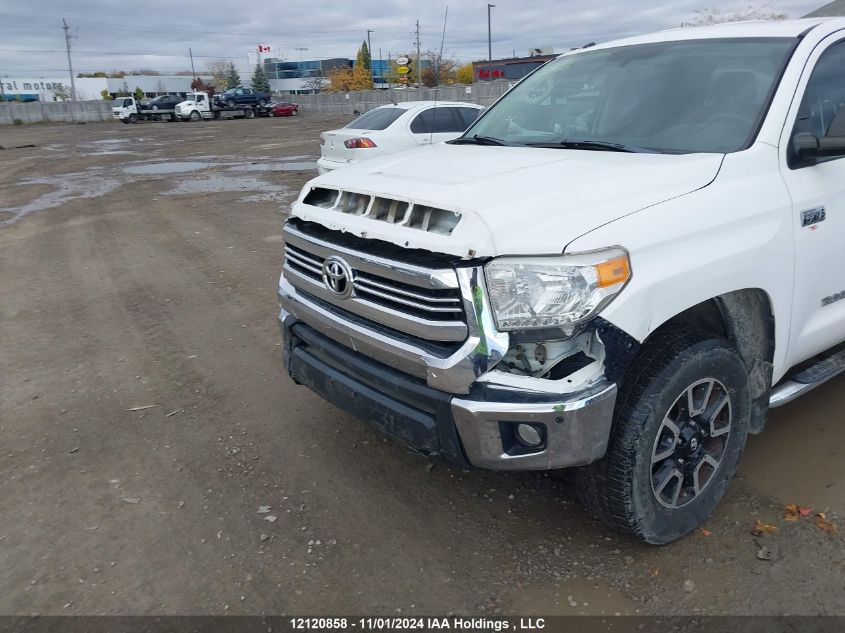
[227,99,236,108]
[121,119,130,124]
[291,109,298,116]
[189,110,201,122]
[244,108,255,119]
[128,113,138,124]
[169,114,176,122]
[576,328,751,544]
[152,105,159,111]
[258,98,267,106]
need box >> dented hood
[290,143,724,257]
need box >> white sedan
[317,101,485,174]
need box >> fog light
[515,423,543,448]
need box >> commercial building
[472,52,557,82]
[259,57,393,93]
[261,58,350,94]
[0,75,211,102]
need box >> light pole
[487,4,495,62]
[367,29,374,83]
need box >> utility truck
[278,18,845,543]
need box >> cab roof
[576,18,845,53]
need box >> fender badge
[801,206,826,228]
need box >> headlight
[485,249,631,331]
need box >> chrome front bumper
[451,382,617,470]
[279,283,618,470]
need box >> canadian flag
[257,44,271,53]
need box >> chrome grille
[282,225,467,343]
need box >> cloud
[0,0,828,78]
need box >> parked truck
[112,96,178,123]
[174,91,270,121]
[278,18,845,543]
[214,86,271,109]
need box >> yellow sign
[396,65,410,75]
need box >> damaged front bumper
[279,277,618,470]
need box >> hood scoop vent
[302,186,461,236]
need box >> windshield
[345,107,406,131]
[112,98,130,107]
[466,38,796,154]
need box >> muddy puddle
[740,375,845,512]
[499,577,639,615]
[0,172,123,226]
[168,174,291,200]
[1,155,299,225]
[227,161,318,172]
[123,161,220,175]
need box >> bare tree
[302,74,327,93]
[683,5,786,26]
[206,59,230,89]
[421,49,458,87]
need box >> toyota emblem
[321,256,354,299]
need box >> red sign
[478,68,504,79]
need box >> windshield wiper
[448,135,519,146]
[525,139,657,153]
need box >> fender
[566,143,794,382]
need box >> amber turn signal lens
[595,256,631,288]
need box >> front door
[780,34,845,366]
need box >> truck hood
[291,143,724,257]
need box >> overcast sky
[0,0,831,78]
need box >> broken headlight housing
[484,249,631,332]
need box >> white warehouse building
[0,75,213,102]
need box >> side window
[244,88,252,95]
[793,40,845,140]
[236,89,244,95]
[456,107,482,128]
[410,107,463,133]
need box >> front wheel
[291,109,298,116]
[227,99,236,108]
[128,113,138,124]
[576,329,750,544]
[189,110,201,122]
[244,108,255,119]
[258,98,267,106]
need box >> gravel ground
[1,117,844,617]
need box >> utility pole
[487,4,495,62]
[415,20,421,89]
[62,18,77,101]
[367,29,374,83]
[189,48,197,82]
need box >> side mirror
[792,132,845,161]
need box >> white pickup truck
[278,18,845,543]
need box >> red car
[271,102,299,117]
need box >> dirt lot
[1,117,844,617]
